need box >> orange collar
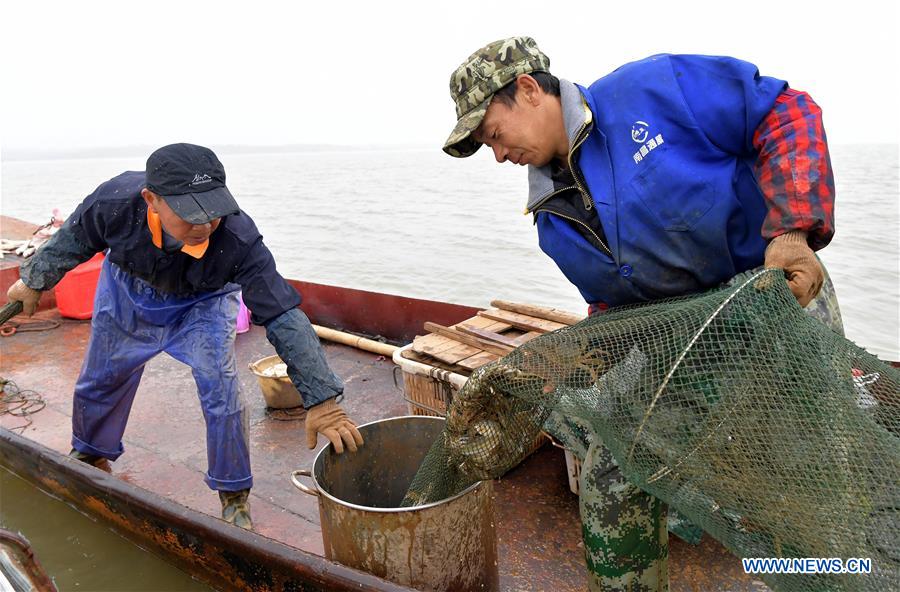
[147,209,209,259]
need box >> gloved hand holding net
[401,269,899,591]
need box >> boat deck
[0,309,766,591]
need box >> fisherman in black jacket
[6,143,364,530]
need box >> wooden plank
[455,351,500,371]
[412,334,473,364]
[401,346,469,374]
[414,335,481,364]
[400,347,420,361]
[423,322,513,356]
[491,300,585,326]
[510,331,543,346]
[405,302,572,377]
[412,334,461,356]
[401,348,473,377]
[476,309,567,333]
[453,314,512,333]
[411,333,458,354]
[444,320,512,372]
[408,311,523,375]
[430,341,484,365]
[456,323,521,347]
[423,322,513,357]
[419,318,514,373]
[411,313,515,371]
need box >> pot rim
[308,415,485,513]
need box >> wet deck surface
[0,310,767,591]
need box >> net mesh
[401,269,899,591]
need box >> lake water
[0,467,211,591]
[0,144,897,588]
[2,144,897,359]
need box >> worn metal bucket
[291,416,498,592]
[248,355,303,409]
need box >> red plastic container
[54,253,105,319]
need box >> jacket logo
[191,173,212,186]
[631,121,650,143]
[633,133,665,164]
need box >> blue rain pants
[71,259,251,491]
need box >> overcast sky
[1,1,897,152]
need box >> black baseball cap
[145,143,240,224]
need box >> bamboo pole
[312,324,397,357]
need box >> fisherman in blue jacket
[6,143,364,531]
[443,37,842,591]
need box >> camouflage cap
[443,36,550,158]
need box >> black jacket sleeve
[228,220,340,408]
[264,307,343,408]
[19,220,102,290]
[230,233,301,325]
[19,180,120,290]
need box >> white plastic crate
[564,449,582,495]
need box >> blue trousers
[71,260,251,491]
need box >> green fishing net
[401,269,899,591]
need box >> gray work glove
[7,279,42,316]
[305,398,364,453]
[764,230,823,307]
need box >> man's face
[473,75,566,168]
[141,189,220,245]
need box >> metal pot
[292,416,498,591]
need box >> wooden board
[412,334,482,365]
[401,347,474,377]
[455,351,500,371]
[491,300,585,326]
[511,331,543,346]
[424,322,513,356]
[450,317,516,371]
[405,302,577,376]
[411,332,458,354]
[457,323,521,347]
[453,314,512,333]
[477,309,567,333]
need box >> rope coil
[0,378,46,433]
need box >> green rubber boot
[68,448,111,472]
[219,489,253,530]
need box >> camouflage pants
[544,412,670,592]
[543,263,843,592]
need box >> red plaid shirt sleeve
[752,89,835,250]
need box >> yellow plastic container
[248,355,304,409]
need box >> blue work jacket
[533,55,787,306]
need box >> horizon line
[3,141,897,163]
